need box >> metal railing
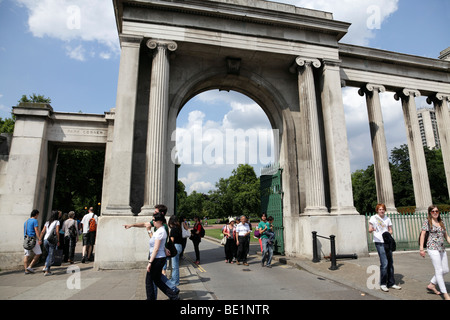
[364,212,450,252]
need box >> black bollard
[329,235,338,270]
[312,231,320,263]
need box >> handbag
[181,224,190,238]
[254,229,261,238]
[23,219,36,250]
[47,221,58,245]
[418,220,430,247]
[165,238,178,258]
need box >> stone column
[427,93,450,199]
[358,84,397,213]
[295,57,328,215]
[142,39,177,215]
[394,89,432,212]
[104,35,142,215]
[318,60,358,215]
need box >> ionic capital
[358,83,386,97]
[146,39,178,52]
[394,88,421,101]
[426,93,450,105]
[295,57,322,69]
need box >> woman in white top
[124,212,179,300]
[39,210,60,276]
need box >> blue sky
[0,0,449,194]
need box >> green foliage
[0,116,15,134]
[178,164,261,220]
[52,149,105,217]
[18,93,51,104]
[351,165,377,214]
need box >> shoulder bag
[23,219,37,250]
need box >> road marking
[185,255,206,272]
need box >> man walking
[81,207,97,263]
[23,209,42,274]
[236,215,251,266]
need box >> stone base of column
[302,207,329,216]
[103,205,134,216]
[139,206,157,216]
[94,216,152,270]
[283,214,369,260]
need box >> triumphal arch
[1,0,449,269]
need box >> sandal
[427,284,441,295]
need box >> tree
[18,93,51,104]
[351,165,377,214]
[0,117,15,134]
[1,94,52,134]
[424,147,449,204]
[351,144,449,213]
[52,149,105,216]
[389,144,415,207]
[178,164,261,220]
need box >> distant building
[417,108,440,149]
[439,47,450,61]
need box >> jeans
[167,243,183,287]
[375,242,395,287]
[44,239,56,271]
[261,238,273,266]
[145,257,178,300]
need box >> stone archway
[1,0,448,270]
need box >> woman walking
[63,211,78,264]
[40,210,60,276]
[368,204,402,292]
[125,212,179,300]
[167,215,183,287]
[190,216,202,264]
[419,205,450,300]
[222,218,237,264]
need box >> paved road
[181,237,379,300]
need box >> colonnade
[358,85,450,212]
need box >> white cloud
[65,44,86,61]
[15,0,119,60]
[176,91,275,193]
[273,0,399,45]
[342,87,410,172]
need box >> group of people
[369,203,450,300]
[221,213,275,268]
[23,207,98,276]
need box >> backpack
[88,214,97,232]
[68,221,77,238]
[199,225,205,238]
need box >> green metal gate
[260,165,284,255]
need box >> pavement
[0,236,448,301]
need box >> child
[263,216,275,244]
